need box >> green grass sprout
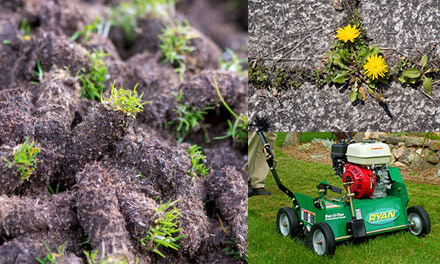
[70,17,100,44]
[166,91,210,143]
[158,20,197,80]
[47,184,60,195]
[4,137,40,181]
[36,242,67,264]
[212,77,247,144]
[187,145,210,179]
[30,60,44,85]
[83,241,129,264]
[135,172,146,178]
[102,82,150,118]
[110,0,175,41]
[140,198,187,258]
[35,60,44,82]
[79,49,109,101]
[20,17,31,40]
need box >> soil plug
[101,82,150,118]
[140,198,188,258]
[67,101,136,176]
[159,20,197,80]
[167,91,210,143]
[207,167,247,258]
[178,70,247,117]
[75,163,135,262]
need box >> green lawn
[299,132,335,143]
[249,135,440,264]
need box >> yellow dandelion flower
[363,54,388,80]
[335,24,360,43]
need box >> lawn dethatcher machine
[257,131,431,256]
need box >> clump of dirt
[0,0,247,263]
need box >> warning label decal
[301,209,316,224]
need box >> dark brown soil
[0,0,247,263]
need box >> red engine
[342,163,375,199]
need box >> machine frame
[257,131,431,256]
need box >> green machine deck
[295,167,410,242]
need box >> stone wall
[353,132,440,175]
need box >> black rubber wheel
[407,206,431,237]
[309,222,336,256]
[276,207,299,238]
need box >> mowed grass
[249,133,440,264]
[300,132,334,143]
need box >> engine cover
[342,163,375,199]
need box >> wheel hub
[408,212,422,236]
[279,214,290,236]
[312,229,326,256]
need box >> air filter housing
[346,141,391,165]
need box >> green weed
[249,59,302,90]
[110,0,175,41]
[140,198,187,258]
[4,137,40,181]
[313,10,390,103]
[248,58,270,89]
[101,83,150,118]
[187,145,210,179]
[36,242,67,264]
[79,49,109,101]
[3,39,11,45]
[167,91,209,143]
[20,17,31,39]
[273,67,300,89]
[219,48,246,77]
[34,60,44,82]
[135,172,146,178]
[47,184,60,195]
[395,54,438,95]
[84,242,129,264]
[30,60,44,85]
[213,78,247,144]
[70,17,101,44]
[158,20,196,80]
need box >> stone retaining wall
[353,132,440,175]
